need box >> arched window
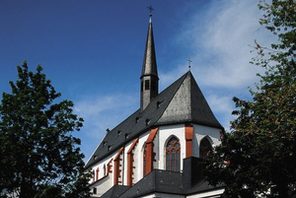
[165,136,180,172]
[200,137,213,159]
[96,168,99,180]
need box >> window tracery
[165,136,180,172]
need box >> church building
[86,14,225,198]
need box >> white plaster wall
[186,189,224,198]
[90,149,117,195]
[123,140,133,185]
[134,131,150,183]
[91,153,113,180]
[119,151,124,184]
[91,175,112,197]
[89,124,222,196]
[193,124,221,158]
[153,131,159,169]
[141,193,185,198]
[158,124,186,171]
[90,131,150,186]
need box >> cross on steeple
[187,59,192,71]
[147,5,154,17]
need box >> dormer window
[103,141,107,146]
[108,145,112,151]
[117,130,122,136]
[135,117,139,123]
[125,133,129,140]
[145,119,150,126]
[156,100,163,109]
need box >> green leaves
[0,63,90,198]
[204,0,296,197]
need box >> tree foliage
[0,63,90,198]
[204,0,296,197]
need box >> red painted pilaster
[127,138,139,186]
[96,168,99,181]
[144,128,158,176]
[185,124,194,158]
[113,147,124,185]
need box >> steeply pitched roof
[157,72,222,128]
[85,72,223,168]
[100,185,129,198]
[141,18,158,78]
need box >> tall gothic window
[165,136,180,172]
[200,137,213,159]
[96,168,99,181]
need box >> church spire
[140,14,159,110]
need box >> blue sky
[0,0,273,161]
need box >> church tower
[140,16,159,110]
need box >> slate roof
[85,71,223,168]
[141,19,158,78]
[99,185,129,198]
[119,170,184,198]
[100,169,223,198]
[157,71,222,128]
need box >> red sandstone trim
[127,138,139,186]
[185,124,194,158]
[96,168,99,181]
[144,128,158,176]
[107,159,113,174]
[113,147,124,185]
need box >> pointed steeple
[140,16,159,110]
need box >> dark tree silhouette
[0,63,90,198]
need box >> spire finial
[187,58,192,71]
[147,5,154,22]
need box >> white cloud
[74,93,138,160]
[206,94,236,130]
[75,93,137,139]
[207,95,233,115]
[161,0,273,89]
[159,0,276,131]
